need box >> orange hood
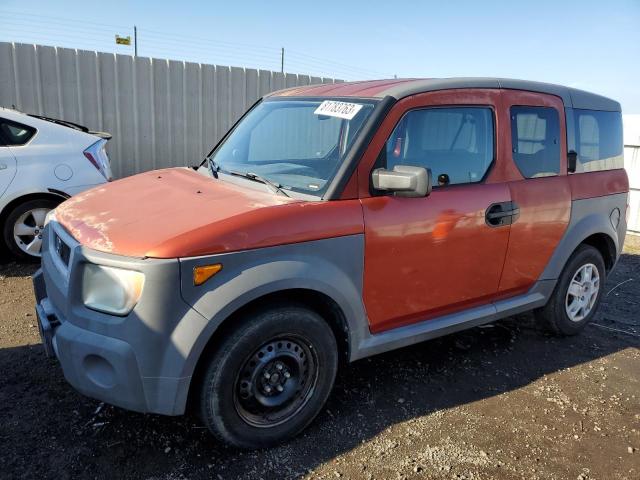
[56,168,363,258]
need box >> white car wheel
[3,198,59,261]
[13,207,49,257]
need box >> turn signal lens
[193,264,222,286]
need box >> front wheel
[199,305,338,448]
[535,245,605,335]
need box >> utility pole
[281,47,284,73]
[134,25,138,57]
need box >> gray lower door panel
[350,280,554,361]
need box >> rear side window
[573,109,623,172]
[384,107,495,186]
[0,119,36,146]
[510,106,560,178]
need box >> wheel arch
[540,203,622,282]
[0,191,68,234]
[580,232,616,272]
[185,287,350,412]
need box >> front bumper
[34,269,152,413]
[33,222,206,416]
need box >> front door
[360,91,512,333]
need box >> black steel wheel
[199,304,338,448]
[234,336,318,428]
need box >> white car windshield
[208,99,376,196]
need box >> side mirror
[372,165,432,197]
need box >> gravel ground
[0,238,639,480]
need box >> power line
[0,28,118,50]
[0,17,128,36]
[0,32,356,79]
[139,27,282,55]
[285,49,390,78]
[0,9,392,80]
[139,27,387,78]
[0,9,132,30]
[0,24,124,44]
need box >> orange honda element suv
[34,78,629,448]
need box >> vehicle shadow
[0,261,38,278]
[0,248,39,277]
[1,254,638,479]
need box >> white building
[624,114,640,234]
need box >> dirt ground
[0,239,638,480]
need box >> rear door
[497,90,572,296]
[359,89,513,333]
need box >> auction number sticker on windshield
[314,100,363,120]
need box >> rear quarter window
[573,109,623,172]
[0,118,36,146]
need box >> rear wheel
[199,305,338,449]
[2,199,59,261]
[535,245,605,335]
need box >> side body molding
[177,235,367,376]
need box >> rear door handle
[485,201,520,227]
[0,163,7,170]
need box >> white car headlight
[82,264,145,316]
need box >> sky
[1,0,639,112]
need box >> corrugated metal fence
[624,115,640,234]
[0,42,340,178]
[625,145,640,233]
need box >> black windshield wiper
[225,170,290,197]
[207,157,220,178]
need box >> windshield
[208,98,376,196]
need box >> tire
[2,199,59,261]
[199,304,338,449]
[535,245,606,336]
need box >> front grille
[53,232,71,267]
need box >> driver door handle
[485,201,520,227]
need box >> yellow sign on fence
[115,35,131,46]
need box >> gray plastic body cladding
[178,234,367,377]
[350,280,555,361]
[39,221,206,415]
[540,192,628,281]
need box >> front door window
[383,107,494,187]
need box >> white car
[0,108,112,260]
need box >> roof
[269,77,620,112]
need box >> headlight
[82,264,145,316]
